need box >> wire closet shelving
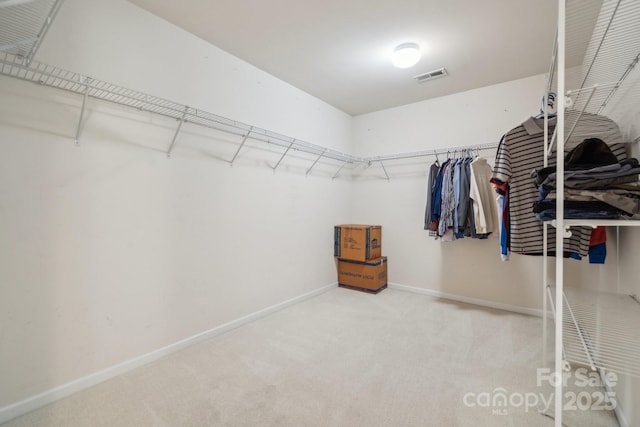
[0,0,499,180]
[543,1,640,426]
[0,49,500,178]
[0,0,62,66]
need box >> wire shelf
[547,0,640,154]
[567,0,640,118]
[0,0,63,66]
[544,2,640,424]
[0,50,502,175]
[0,51,361,166]
[548,286,640,379]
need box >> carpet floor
[2,287,619,426]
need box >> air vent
[413,67,448,83]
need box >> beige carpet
[2,287,618,426]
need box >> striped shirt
[492,114,627,256]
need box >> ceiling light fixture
[391,43,421,69]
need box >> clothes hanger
[535,91,558,119]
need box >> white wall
[350,74,614,311]
[0,0,352,414]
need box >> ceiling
[128,0,560,116]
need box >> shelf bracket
[332,162,348,180]
[167,106,188,158]
[74,77,92,145]
[305,149,327,177]
[229,126,253,166]
[379,160,390,182]
[550,220,572,237]
[273,140,294,172]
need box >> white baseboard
[388,282,545,317]
[600,368,629,427]
[0,282,338,425]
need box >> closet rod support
[305,149,327,177]
[332,162,348,180]
[379,160,390,182]
[273,140,294,172]
[74,77,91,145]
[229,126,253,166]
[167,106,188,158]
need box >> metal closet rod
[0,53,499,169]
[367,142,499,163]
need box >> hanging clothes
[428,159,450,234]
[424,161,440,237]
[469,157,498,235]
[439,159,456,237]
[455,158,473,238]
[490,113,627,258]
[588,227,607,264]
[425,154,496,242]
[492,180,510,261]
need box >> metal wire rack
[548,285,640,379]
[0,50,501,178]
[543,1,640,425]
[0,0,63,66]
[0,51,360,169]
[547,0,640,155]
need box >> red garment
[588,226,606,264]
[589,226,607,246]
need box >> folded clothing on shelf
[532,158,640,188]
[531,138,640,220]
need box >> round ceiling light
[391,43,421,68]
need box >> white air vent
[413,67,448,83]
